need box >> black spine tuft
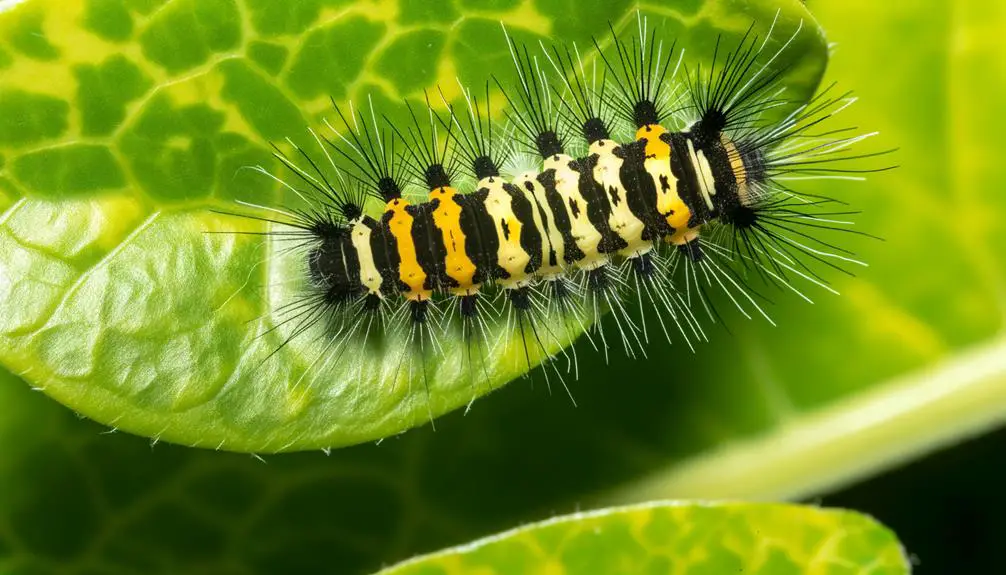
[536,131,563,158]
[582,117,609,143]
[633,99,659,128]
[377,176,401,203]
[543,42,613,146]
[677,240,703,262]
[497,28,567,159]
[410,299,429,323]
[595,19,678,129]
[391,94,459,192]
[508,286,532,311]
[723,204,758,229]
[686,25,791,138]
[439,82,507,181]
[342,203,364,221]
[362,292,383,312]
[586,266,610,293]
[631,251,656,278]
[472,155,498,179]
[695,108,728,136]
[425,164,451,190]
[326,97,404,203]
[459,294,479,318]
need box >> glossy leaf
[378,502,909,575]
[0,0,827,451]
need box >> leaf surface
[378,502,908,575]
[0,0,826,450]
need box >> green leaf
[0,363,913,575]
[378,502,909,575]
[0,0,827,451]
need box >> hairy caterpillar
[221,14,888,409]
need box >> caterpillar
[222,14,887,408]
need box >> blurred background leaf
[376,502,909,574]
[0,363,911,574]
[1,0,1005,573]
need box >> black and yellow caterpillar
[234,17,884,389]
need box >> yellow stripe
[429,187,478,291]
[668,227,701,246]
[482,177,532,287]
[636,124,671,159]
[350,220,382,296]
[688,139,718,212]
[722,136,750,204]
[591,139,651,257]
[384,198,429,301]
[543,153,607,269]
[637,124,693,233]
[516,172,564,276]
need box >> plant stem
[598,336,1006,503]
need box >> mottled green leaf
[0,0,827,451]
[0,89,69,145]
[379,502,908,575]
